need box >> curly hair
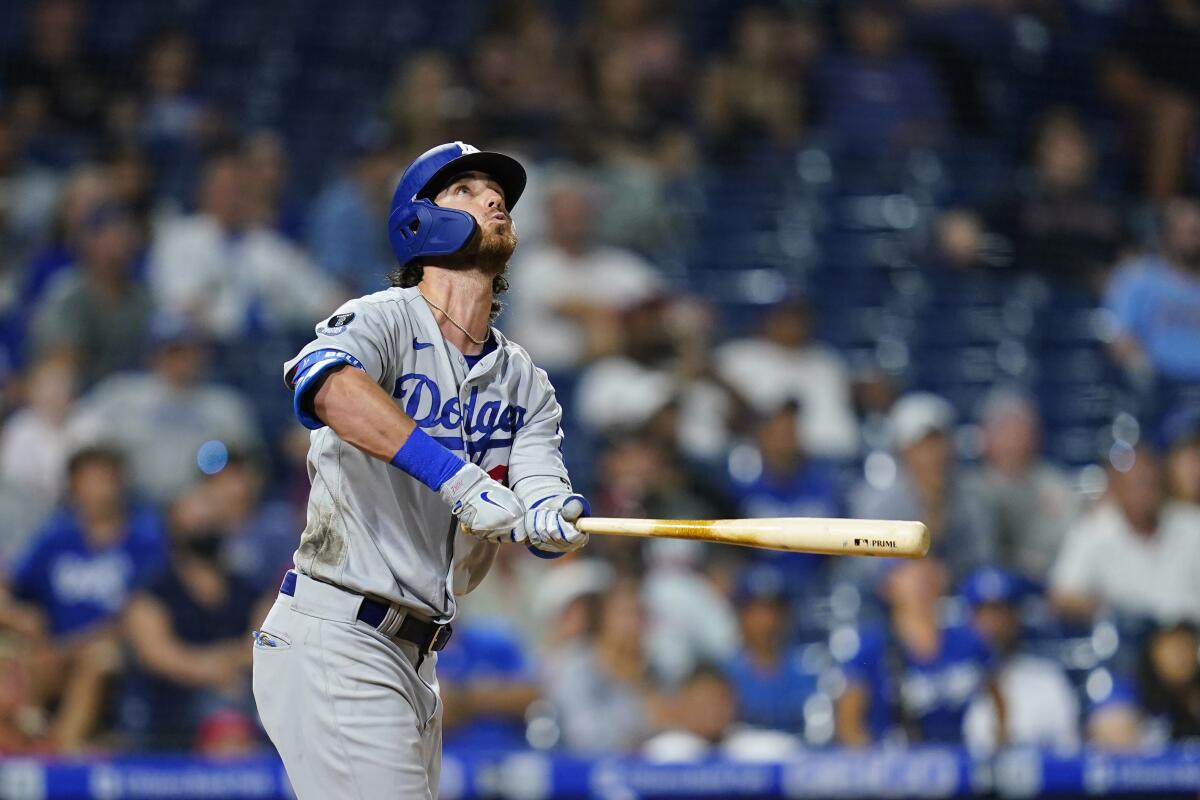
[387,262,509,322]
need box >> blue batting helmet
[388,141,527,268]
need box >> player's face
[433,171,518,266]
[434,171,512,233]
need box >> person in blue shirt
[835,556,995,745]
[1105,197,1200,383]
[724,564,820,734]
[436,619,540,751]
[5,446,166,750]
[728,402,842,584]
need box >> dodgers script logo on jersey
[393,372,527,459]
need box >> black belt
[279,571,453,653]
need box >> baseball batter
[252,142,590,798]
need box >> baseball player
[252,142,590,798]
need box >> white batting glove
[439,462,524,543]
[523,492,590,556]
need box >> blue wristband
[390,428,466,491]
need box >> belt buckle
[426,624,452,654]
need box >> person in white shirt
[715,298,859,459]
[1051,442,1200,625]
[149,151,343,341]
[506,170,662,372]
[960,566,1080,754]
[67,315,264,503]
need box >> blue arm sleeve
[290,349,365,430]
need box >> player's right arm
[286,301,523,541]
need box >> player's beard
[425,221,518,277]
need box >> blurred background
[0,0,1199,797]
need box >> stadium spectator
[1104,197,1200,383]
[0,105,59,285]
[119,490,262,750]
[698,3,815,162]
[28,205,152,387]
[726,402,841,583]
[242,130,304,241]
[67,314,263,504]
[980,109,1129,288]
[519,557,612,664]
[544,577,662,753]
[148,152,342,341]
[202,452,297,591]
[960,567,1080,754]
[0,351,75,509]
[5,446,165,750]
[965,388,1080,581]
[507,171,662,372]
[578,297,748,463]
[1137,621,1200,742]
[121,28,218,206]
[1051,442,1200,625]
[19,164,111,311]
[1102,0,1200,199]
[836,557,995,746]
[851,393,996,584]
[307,123,400,295]
[728,401,843,520]
[437,619,540,751]
[2,0,113,148]
[816,0,948,155]
[640,664,742,762]
[642,539,740,688]
[715,299,859,459]
[386,51,472,154]
[724,564,819,734]
[1160,406,1200,504]
[1086,674,1149,752]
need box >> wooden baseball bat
[575,517,929,558]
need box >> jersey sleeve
[507,364,571,489]
[284,298,402,388]
[283,297,406,429]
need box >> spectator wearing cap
[723,565,820,734]
[4,447,166,751]
[960,567,1080,755]
[836,556,995,746]
[1051,442,1200,625]
[307,123,402,295]
[67,313,263,503]
[715,299,859,459]
[148,152,343,342]
[28,204,153,388]
[851,392,996,584]
[1160,407,1200,504]
[1104,197,1200,383]
[507,170,663,373]
[964,389,1082,581]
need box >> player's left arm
[508,366,590,558]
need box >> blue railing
[3,746,1200,799]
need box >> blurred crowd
[0,0,1199,763]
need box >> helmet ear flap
[388,198,477,266]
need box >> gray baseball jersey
[283,286,570,620]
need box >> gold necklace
[422,295,488,345]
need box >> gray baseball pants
[252,573,443,799]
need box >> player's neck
[418,267,494,355]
